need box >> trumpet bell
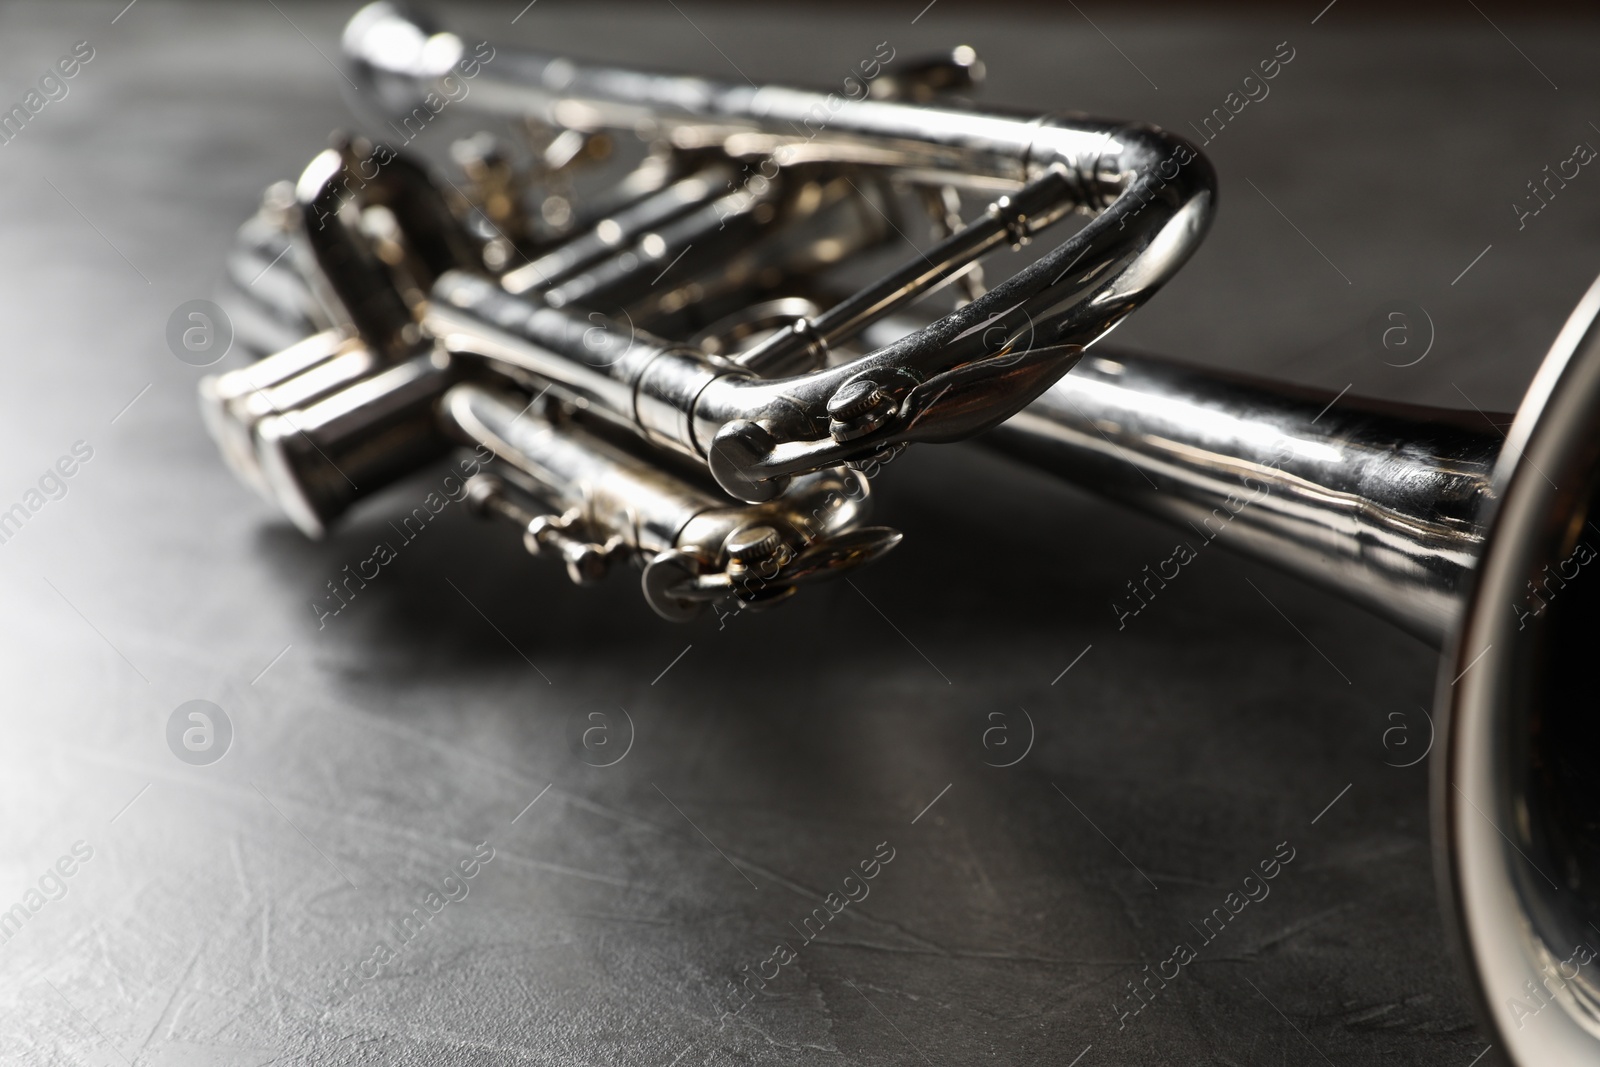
[1445,272,1600,1062]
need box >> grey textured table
[2,2,1597,1064]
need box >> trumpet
[197,4,1597,1063]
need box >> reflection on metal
[201,1,1212,620]
[986,274,1600,1067]
[988,350,1503,645]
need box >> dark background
[2,2,1598,1064]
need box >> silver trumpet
[197,4,1598,1063]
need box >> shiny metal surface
[440,382,896,621]
[985,272,1600,1067]
[1443,273,1600,1067]
[339,2,1215,502]
[987,351,1507,644]
[202,0,1213,615]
